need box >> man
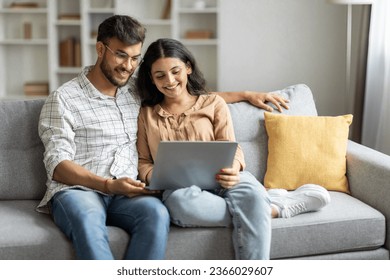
[37,15,169,260]
[37,15,326,260]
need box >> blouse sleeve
[213,95,246,171]
[136,108,154,183]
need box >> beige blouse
[136,94,246,184]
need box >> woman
[136,38,329,259]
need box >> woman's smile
[151,57,192,99]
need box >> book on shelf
[24,82,49,96]
[91,31,98,39]
[59,37,74,67]
[59,37,81,67]
[9,2,39,9]
[185,30,213,39]
[23,22,32,39]
[74,40,81,67]
[58,14,81,20]
[161,0,171,19]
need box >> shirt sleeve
[38,92,76,179]
[136,108,154,183]
[213,95,246,171]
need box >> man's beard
[100,58,131,87]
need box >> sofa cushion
[0,99,47,200]
[1,191,384,260]
[264,113,352,192]
[271,191,385,259]
[0,200,129,259]
[165,192,385,259]
[228,84,317,183]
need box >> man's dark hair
[97,15,146,45]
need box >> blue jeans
[163,171,271,260]
[51,189,170,260]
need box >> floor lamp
[327,0,373,113]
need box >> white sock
[271,203,281,218]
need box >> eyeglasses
[104,44,143,66]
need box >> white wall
[218,0,349,116]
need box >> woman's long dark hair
[136,38,208,107]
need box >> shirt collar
[154,95,206,118]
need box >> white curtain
[361,0,390,155]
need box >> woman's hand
[245,91,289,112]
[216,161,241,189]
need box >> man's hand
[105,177,160,197]
[53,160,159,197]
[245,91,289,112]
[214,91,289,112]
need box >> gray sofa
[0,84,389,260]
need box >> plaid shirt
[37,66,140,213]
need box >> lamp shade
[327,0,373,4]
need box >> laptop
[147,141,238,190]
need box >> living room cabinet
[173,0,219,90]
[48,0,115,90]
[0,0,219,99]
[113,0,220,90]
[0,0,49,98]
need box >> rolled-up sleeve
[136,109,154,183]
[213,95,246,171]
[38,92,76,178]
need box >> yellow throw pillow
[264,112,353,193]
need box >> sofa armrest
[346,140,390,250]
